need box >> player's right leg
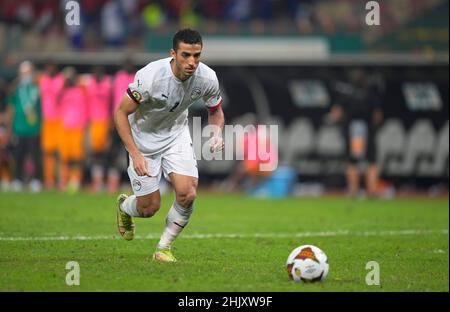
[116,190,162,240]
[116,155,162,240]
[116,193,134,240]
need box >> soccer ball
[286,245,329,282]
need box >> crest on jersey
[132,179,142,191]
[190,87,202,101]
[132,90,142,103]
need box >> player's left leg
[117,154,163,240]
[154,173,198,262]
[153,127,198,262]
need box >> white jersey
[127,57,222,155]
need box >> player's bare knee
[177,189,196,208]
[138,200,161,218]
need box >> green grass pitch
[0,191,448,292]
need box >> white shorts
[127,129,198,196]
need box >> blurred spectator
[197,0,227,34]
[118,0,140,38]
[314,1,337,34]
[226,0,252,23]
[142,1,166,29]
[58,67,88,193]
[198,0,226,21]
[1,0,446,51]
[292,0,315,34]
[39,61,64,190]
[101,0,126,47]
[85,65,112,192]
[34,0,59,34]
[6,61,43,192]
[0,54,17,87]
[179,1,201,28]
[82,0,106,25]
[1,0,18,24]
[112,59,134,113]
[165,0,186,20]
[118,0,138,17]
[329,68,384,198]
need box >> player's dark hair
[172,28,203,50]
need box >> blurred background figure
[223,115,277,194]
[329,68,384,198]
[39,61,64,190]
[106,58,135,193]
[86,65,112,192]
[101,0,127,48]
[58,67,87,193]
[6,61,42,192]
[0,77,13,191]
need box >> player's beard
[173,59,194,80]
[185,67,195,76]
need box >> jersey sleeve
[127,69,150,105]
[203,74,223,112]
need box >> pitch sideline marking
[0,229,447,241]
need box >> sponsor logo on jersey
[132,179,142,191]
[295,247,320,264]
[190,87,202,101]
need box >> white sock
[157,201,193,250]
[120,195,141,217]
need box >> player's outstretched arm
[207,106,225,152]
[114,94,151,176]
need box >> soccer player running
[114,29,224,262]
